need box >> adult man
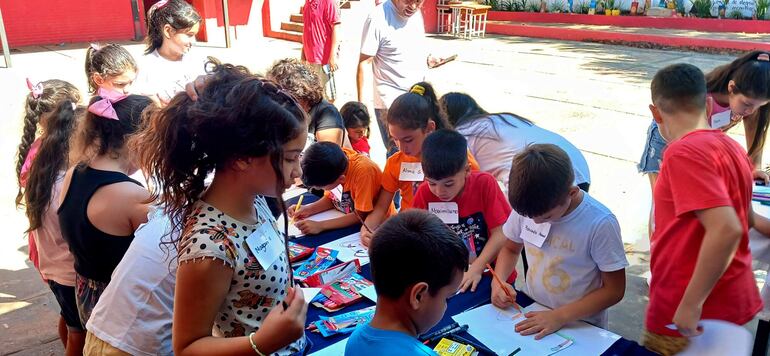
[302,0,341,102]
[356,0,443,152]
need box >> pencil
[289,195,304,225]
[352,210,373,233]
[486,263,522,312]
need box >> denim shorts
[48,280,84,331]
[638,121,668,174]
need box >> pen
[486,263,522,312]
[508,347,521,356]
[353,209,373,233]
[289,195,304,225]
[420,322,459,342]
[422,324,469,345]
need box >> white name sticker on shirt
[399,162,424,181]
[521,221,551,248]
[710,110,732,129]
[245,223,284,269]
[330,184,344,202]
[428,202,459,224]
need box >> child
[85,43,137,94]
[345,210,468,355]
[340,101,371,156]
[440,92,591,194]
[132,63,308,354]
[22,100,85,355]
[134,0,204,105]
[58,90,153,326]
[643,63,762,354]
[289,141,392,235]
[413,129,511,293]
[639,51,770,236]
[492,144,627,339]
[267,58,345,146]
[360,82,480,246]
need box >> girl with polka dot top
[132,61,309,355]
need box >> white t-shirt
[502,193,628,328]
[86,208,176,356]
[456,114,591,195]
[360,1,427,109]
[134,50,207,103]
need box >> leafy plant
[527,0,542,11]
[576,0,590,13]
[513,0,529,11]
[757,0,770,19]
[550,0,567,11]
[690,0,712,17]
[728,8,743,18]
[485,0,501,10]
[605,0,618,10]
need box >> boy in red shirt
[413,130,512,293]
[644,63,762,354]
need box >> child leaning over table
[345,210,468,355]
[491,144,628,339]
[413,129,512,294]
[288,141,394,235]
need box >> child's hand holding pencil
[487,263,522,312]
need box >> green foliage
[550,0,567,11]
[691,0,712,17]
[576,0,590,13]
[605,0,619,10]
[513,0,530,11]
[757,0,770,19]
[728,8,743,18]
[527,0,542,11]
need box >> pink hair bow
[88,88,128,120]
[26,78,43,99]
[759,53,770,62]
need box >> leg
[58,316,68,347]
[647,173,659,239]
[66,329,86,356]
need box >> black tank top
[57,164,143,282]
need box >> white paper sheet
[319,232,370,266]
[452,303,574,356]
[282,185,308,201]
[309,338,349,356]
[359,285,377,302]
[679,320,751,356]
[301,288,321,304]
[277,209,346,237]
[526,303,621,356]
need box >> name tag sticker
[521,220,551,248]
[428,202,459,224]
[330,184,344,202]
[710,110,732,129]
[245,223,284,269]
[399,162,424,181]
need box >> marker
[419,322,459,342]
[289,195,304,225]
[508,347,521,356]
[422,324,469,345]
[486,263,522,312]
[450,334,495,355]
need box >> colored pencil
[486,263,522,312]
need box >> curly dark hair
[266,58,323,108]
[129,60,307,248]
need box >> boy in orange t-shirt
[289,142,393,235]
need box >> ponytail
[145,0,201,55]
[85,43,137,94]
[388,82,449,131]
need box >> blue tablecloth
[288,193,654,355]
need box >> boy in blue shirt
[345,210,468,355]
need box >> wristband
[248,332,267,356]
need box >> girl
[134,0,204,105]
[639,51,770,236]
[132,63,308,355]
[360,82,481,246]
[85,43,138,94]
[58,89,152,326]
[23,100,86,356]
[440,92,591,193]
[340,101,371,156]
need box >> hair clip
[26,78,43,99]
[88,88,128,120]
[758,53,770,62]
[410,84,425,96]
[155,0,169,8]
[89,43,103,51]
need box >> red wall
[1,0,136,47]
[422,0,438,33]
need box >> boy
[345,210,468,355]
[643,63,762,354]
[413,129,512,293]
[290,142,393,234]
[492,144,627,339]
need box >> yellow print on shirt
[526,249,571,295]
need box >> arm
[297,212,360,235]
[460,226,508,292]
[315,128,344,146]
[173,260,307,356]
[360,188,394,246]
[490,240,523,308]
[328,23,340,71]
[356,54,373,103]
[673,206,743,336]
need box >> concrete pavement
[1,30,761,354]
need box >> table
[447,2,491,39]
[288,193,653,355]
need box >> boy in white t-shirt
[492,144,628,339]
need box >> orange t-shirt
[325,148,394,215]
[382,151,480,210]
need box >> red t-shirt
[350,136,371,156]
[302,0,340,65]
[413,171,512,258]
[647,129,762,336]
